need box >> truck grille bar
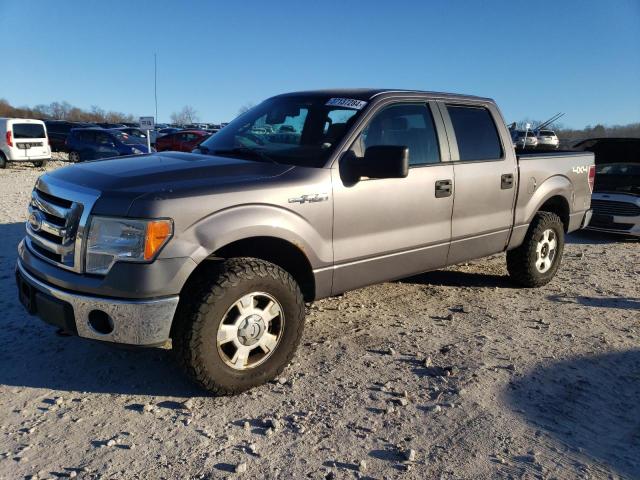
[24,177,99,273]
[591,199,640,217]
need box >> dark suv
[44,120,95,152]
[65,128,153,162]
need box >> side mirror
[339,146,409,185]
[360,145,409,179]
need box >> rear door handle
[435,179,452,198]
[501,173,514,189]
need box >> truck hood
[45,152,293,215]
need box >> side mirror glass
[361,145,409,179]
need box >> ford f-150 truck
[16,89,595,394]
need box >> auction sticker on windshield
[326,98,368,110]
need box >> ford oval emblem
[28,210,44,232]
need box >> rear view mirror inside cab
[266,107,301,125]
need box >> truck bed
[509,149,595,248]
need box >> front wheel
[507,212,565,287]
[173,258,305,395]
[32,160,47,168]
[68,151,81,163]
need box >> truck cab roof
[271,88,492,103]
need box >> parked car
[574,138,640,236]
[511,130,538,149]
[16,89,594,395]
[155,130,210,152]
[65,128,153,162]
[44,120,94,152]
[156,127,180,138]
[96,122,127,129]
[117,127,157,145]
[0,118,51,168]
[535,129,559,149]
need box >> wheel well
[538,195,570,232]
[209,237,315,301]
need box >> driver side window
[352,103,440,166]
[95,132,112,145]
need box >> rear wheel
[173,258,305,395]
[0,153,6,169]
[68,151,81,163]
[507,212,565,287]
[32,160,47,168]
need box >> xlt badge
[288,193,329,204]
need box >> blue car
[65,128,154,162]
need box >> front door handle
[501,173,514,189]
[435,179,452,198]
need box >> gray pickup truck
[16,89,595,394]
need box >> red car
[155,130,210,152]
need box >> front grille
[26,186,83,271]
[591,199,640,217]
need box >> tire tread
[507,212,564,287]
[173,257,305,395]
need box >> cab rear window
[13,123,46,139]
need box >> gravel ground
[0,158,638,480]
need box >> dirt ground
[0,158,638,480]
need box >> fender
[509,174,573,249]
[164,203,332,269]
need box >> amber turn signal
[144,220,172,260]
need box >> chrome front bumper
[16,260,179,346]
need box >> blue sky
[1,0,639,128]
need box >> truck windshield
[196,96,363,167]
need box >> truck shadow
[566,230,638,245]
[400,269,514,289]
[0,222,202,398]
[505,350,640,478]
[547,294,640,310]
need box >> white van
[0,118,51,168]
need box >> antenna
[536,113,564,131]
[154,53,158,123]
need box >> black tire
[0,153,6,169]
[33,160,47,168]
[507,212,565,287]
[173,257,305,395]
[68,151,81,163]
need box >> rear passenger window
[447,105,503,161]
[355,103,440,166]
[79,131,95,142]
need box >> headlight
[85,217,173,275]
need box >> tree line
[0,98,135,124]
[513,117,640,142]
[1,98,638,138]
[0,98,207,126]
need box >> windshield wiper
[212,146,279,164]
